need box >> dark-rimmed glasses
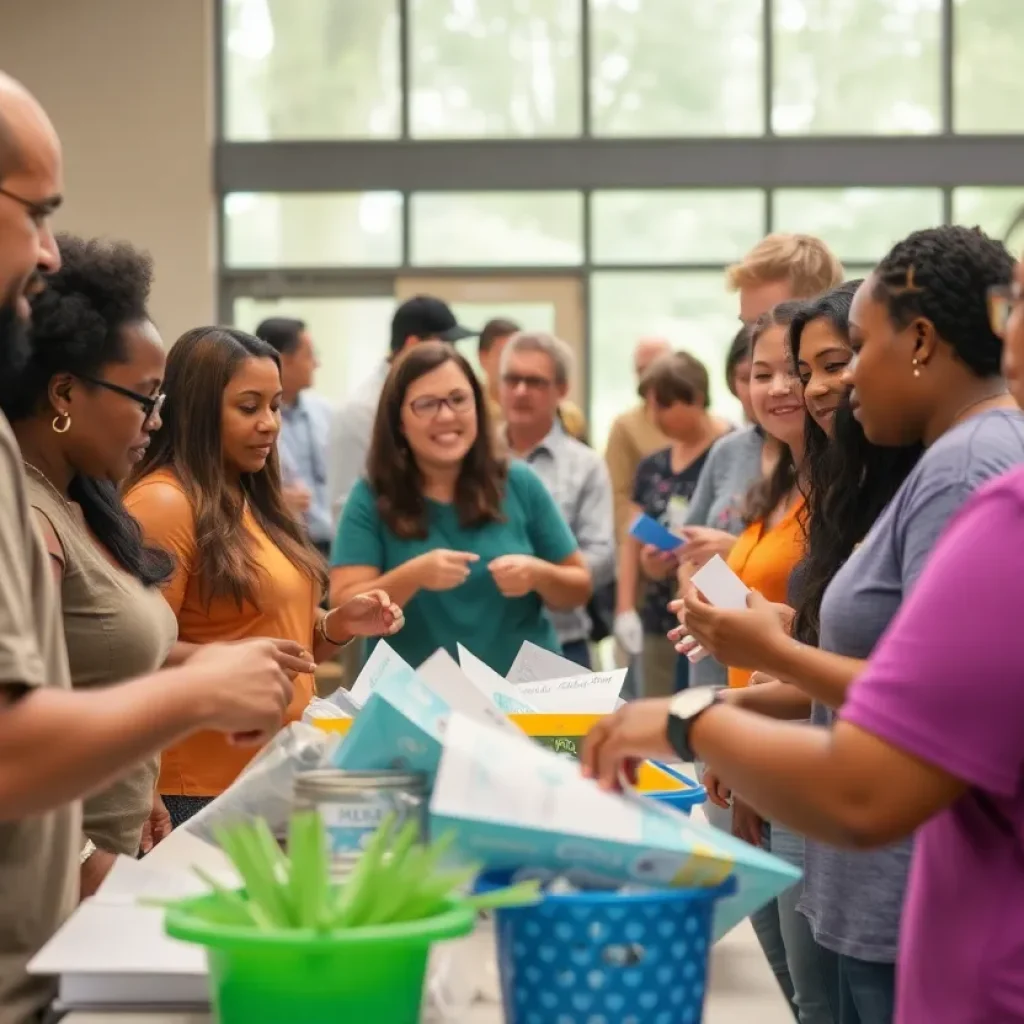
[408,389,473,419]
[0,185,61,224]
[78,374,165,425]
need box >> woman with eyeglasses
[330,342,591,674]
[0,234,179,894]
[125,326,404,828]
[584,226,1024,1024]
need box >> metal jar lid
[294,768,426,800]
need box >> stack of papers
[28,840,236,1010]
[431,713,802,939]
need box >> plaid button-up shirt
[514,422,615,644]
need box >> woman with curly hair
[330,341,592,674]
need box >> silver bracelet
[79,838,96,865]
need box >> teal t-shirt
[331,461,578,674]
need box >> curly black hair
[872,225,1013,378]
[1,232,172,587]
[788,282,923,645]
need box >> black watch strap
[665,688,722,763]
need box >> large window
[218,0,1024,439]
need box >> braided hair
[871,225,1013,377]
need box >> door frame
[395,274,586,408]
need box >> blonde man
[728,233,845,324]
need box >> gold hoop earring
[52,412,71,434]
[912,359,921,379]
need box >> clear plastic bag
[185,722,340,844]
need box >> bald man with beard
[0,74,299,1023]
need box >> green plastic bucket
[165,893,475,1024]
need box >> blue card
[629,513,685,552]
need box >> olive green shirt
[0,415,78,1024]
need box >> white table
[61,812,792,1024]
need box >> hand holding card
[629,513,685,553]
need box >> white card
[415,650,529,734]
[456,644,539,713]
[516,669,626,714]
[506,641,586,684]
[690,555,750,610]
[348,640,412,707]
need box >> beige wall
[0,0,216,342]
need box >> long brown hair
[742,300,805,526]
[127,326,327,608]
[368,342,506,539]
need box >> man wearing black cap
[327,294,476,528]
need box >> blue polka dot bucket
[478,871,736,1024]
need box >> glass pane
[590,0,763,137]
[411,192,584,266]
[590,272,742,451]
[953,188,1024,253]
[233,296,396,406]
[591,190,766,265]
[409,0,581,138]
[772,188,944,264]
[954,0,1024,132]
[224,193,403,268]
[223,0,400,140]
[772,0,941,134]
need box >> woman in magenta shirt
[585,245,1024,1023]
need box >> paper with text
[456,644,540,713]
[348,640,414,707]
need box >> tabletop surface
[59,811,792,1024]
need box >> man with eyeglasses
[0,74,298,1024]
[500,331,614,669]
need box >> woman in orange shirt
[126,327,403,827]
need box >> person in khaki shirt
[604,337,673,546]
[0,74,302,1024]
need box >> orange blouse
[725,497,806,688]
[125,469,318,796]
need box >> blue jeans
[778,883,839,1023]
[559,639,591,669]
[831,952,896,1024]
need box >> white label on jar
[318,794,394,853]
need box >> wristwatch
[665,687,724,763]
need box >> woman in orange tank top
[125,327,404,827]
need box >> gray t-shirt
[799,407,1024,962]
[683,426,764,688]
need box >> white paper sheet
[456,644,540,713]
[515,669,627,713]
[506,641,588,684]
[348,640,413,706]
[416,650,529,735]
[690,554,751,610]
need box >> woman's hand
[702,767,732,809]
[679,526,737,568]
[329,589,404,639]
[581,699,676,789]
[140,793,173,854]
[639,544,679,581]
[731,798,765,847]
[489,554,541,598]
[681,584,791,670]
[413,549,480,591]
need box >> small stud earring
[912,359,921,379]
[52,412,71,434]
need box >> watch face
[670,687,718,719]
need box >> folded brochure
[430,712,801,939]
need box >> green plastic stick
[328,811,396,929]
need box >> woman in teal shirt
[330,342,592,674]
